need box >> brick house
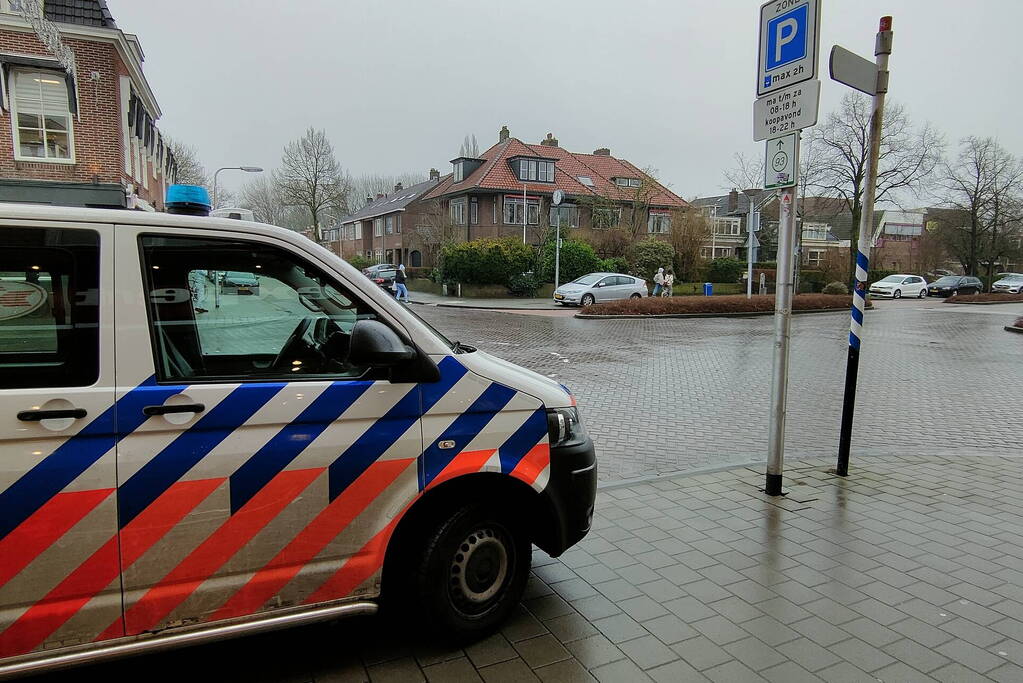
[0,0,174,210]
[407,127,687,266]
[335,175,442,267]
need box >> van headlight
[547,407,587,447]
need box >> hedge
[439,237,537,285]
[541,239,602,283]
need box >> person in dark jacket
[394,264,410,303]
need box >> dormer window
[614,177,642,188]
[509,157,555,183]
[451,157,483,183]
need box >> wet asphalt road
[414,299,1023,482]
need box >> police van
[0,193,596,677]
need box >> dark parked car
[362,263,396,277]
[219,271,260,295]
[370,268,397,290]
[927,275,983,297]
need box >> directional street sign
[753,79,820,141]
[764,132,799,190]
[829,45,878,95]
[757,0,821,97]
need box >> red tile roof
[421,138,686,209]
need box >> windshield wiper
[452,341,476,354]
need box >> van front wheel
[414,503,530,642]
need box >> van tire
[412,502,530,643]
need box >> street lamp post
[212,166,263,208]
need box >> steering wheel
[272,316,314,370]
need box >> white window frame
[453,161,464,182]
[374,218,383,236]
[713,217,741,236]
[802,223,829,241]
[591,206,621,230]
[10,68,75,164]
[713,246,733,259]
[355,222,363,240]
[470,198,478,225]
[503,196,539,225]
[450,198,466,225]
[648,212,671,234]
[385,216,394,234]
[806,250,825,266]
[549,204,579,229]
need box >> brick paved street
[414,299,1023,481]
[47,456,1023,682]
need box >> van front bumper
[535,437,597,556]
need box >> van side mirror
[348,320,416,367]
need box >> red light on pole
[880,16,893,31]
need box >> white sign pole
[766,179,798,496]
[747,201,754,299]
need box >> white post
[555,213,561,290]
[765,135,800,496]
[523,184,527,244]
[747,201,755,298]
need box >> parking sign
[757,0,820,97]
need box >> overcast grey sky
[110,0,1022,201]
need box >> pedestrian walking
[661,269,674,297]
[394,264,410,303]
[652,267,664,297]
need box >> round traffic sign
[552,189,564,206]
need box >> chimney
[727,189,739,213]
[499,125,510,142]
[394,182,403,192]
[364,195,373,207]
[376,193,385,200]
[429,168,440,181]
[540,133,559,147]
[593,147,610,156]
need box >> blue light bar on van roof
[166,184,211,216]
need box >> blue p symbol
[766,4,807,70]
[764,76,772,88]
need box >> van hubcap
[449,527,510,613]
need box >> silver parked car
[553,272,647,306]
[992,273,1023,294]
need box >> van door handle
[17,408,88,422]
[143,403,205,417]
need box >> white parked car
[868,274,928,299]
[553,272,647,306]
[992,274,1023,294]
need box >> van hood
[456,350,574,409]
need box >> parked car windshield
[999,274,1023,281]
[932,276,960,286]
[877,275,903,283]
[572,274,603,286]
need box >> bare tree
[413,200,463,265]
[277,127,349,241]
[668,208,712,281]
[239,175,290,226]
[938,136,1023,276]
[723,152,764,192]
[347,172,428,209]
[808,93,944,279]
[166,137,208,187]
[459,134,480,158]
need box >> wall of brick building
[0,27,166,209]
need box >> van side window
[0,227,99,389]
[140,234,382,382]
